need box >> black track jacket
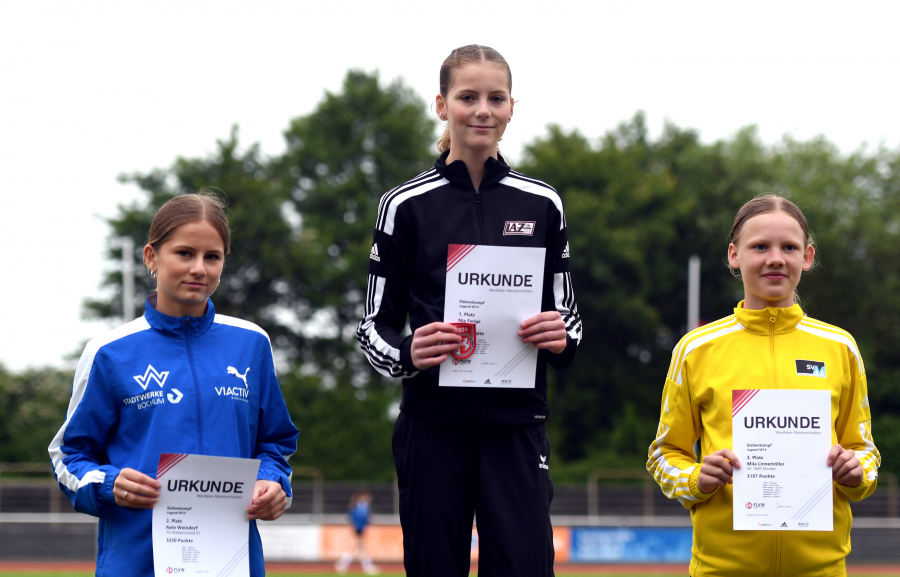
[357,151,582,426]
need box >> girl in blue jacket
[48,191,299,577]
[335,490,379,574]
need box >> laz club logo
[503,221,535,236]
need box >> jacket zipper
[474,188,487,243]
[184,319,203,452]
[774,533,781,577]
[770,315,778,389]
[771,313,781,577]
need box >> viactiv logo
[746,502,753,509]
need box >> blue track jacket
[348,500,370,532]
[48,296,299,577]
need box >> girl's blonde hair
[437,45,512,153]
[729,194,816,305]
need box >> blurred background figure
[335,490,379,575]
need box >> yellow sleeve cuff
[688,466,717,503]
[836,475,876,501]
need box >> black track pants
[392,412,555,577]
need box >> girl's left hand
[246,480,286,520]
[518,311,567,354]
[827,444,863,488]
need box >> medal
[449,322,476,359]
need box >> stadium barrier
[257,520,695,563]
[1,464,897,563]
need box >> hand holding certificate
[152,454,261,577]
[439,244,546,388]
[731,389,833,531]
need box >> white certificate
[732,389,833,531]
[439,244,545,388]
[152,453,261,576]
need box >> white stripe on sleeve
[356,275,417,378]
[553,272,582,343]
[49,317,151,493]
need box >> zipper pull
[474,189,481,203]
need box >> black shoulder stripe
[375,172,444,231]
[376,169,437,224]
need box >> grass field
[0,573,898,577]
[0,565,900,577]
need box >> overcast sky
[2,0,899,371]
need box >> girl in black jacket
[357,45,581,577]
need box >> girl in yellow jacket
[647,195,880,577]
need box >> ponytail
[437,126,451,153]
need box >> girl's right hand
[410,322,462,370]
[114,468,162,509]
[698,449,742,494]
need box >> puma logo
[227,366,250,388]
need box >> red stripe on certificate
[447,244,477,272]
[157,453,189,478]
[732,389,760,417]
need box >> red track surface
[264,564,687,574]
[0,561,897,574]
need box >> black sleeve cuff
[399,334,416,375]
[546,335,578,370]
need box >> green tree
[270,69,435,380]
[517,117,693,463]
[85,71,435,480]
[83,81,900,483]
[520,116,900,477]
[0,364,73,463]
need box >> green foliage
[81,71,433,480]
[279,371,396,481]
[876,414,900,479]
[0,364,73,463]
[521,116,900,475]
[270,70,434,373]
[59,74,900,482]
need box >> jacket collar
[144,292,216,338]
[734,300,804,335]
[434,149,511,190]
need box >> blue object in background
[569,527,693,562]
[348,500,370,532]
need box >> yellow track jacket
[647,302,880,577]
